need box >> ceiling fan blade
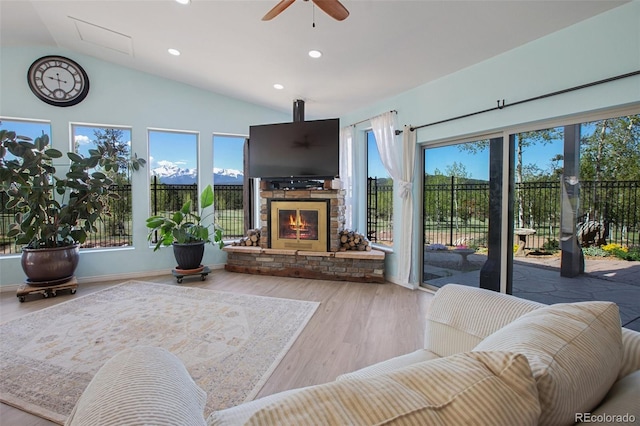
[311,0,349,21]
[262,0,296,21]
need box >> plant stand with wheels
[17,276,78,302]
[172,266,210,283]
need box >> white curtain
[339,126,355,230]
[371,113,416,286]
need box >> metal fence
[147,179,244,242]
[3,179,637,255]
[1,182,245,255]
[423,176,489,247]
[420,178,640,250]
[367,177,393,245]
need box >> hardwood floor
[0,270,433,424]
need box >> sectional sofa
[66,284,640,425]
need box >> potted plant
[146,184,224,272]
[0,130,145,285]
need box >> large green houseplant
[146,184,224,271]
[0,129,145,284]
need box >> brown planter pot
[21,244,80,286]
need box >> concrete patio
[424,252,640,332]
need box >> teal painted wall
[340,2,640,286]
[0,46,290,287]
[2,2,639,288]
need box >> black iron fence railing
[1,181,245,255]
[147,178,244,243]
[423,177,489,247]
[2,179,636,255]
[421,178,639,250]
[367,177,393,245]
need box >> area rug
[0,280,319,424]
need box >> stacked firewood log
[338,229,372,251]
[232,228,261,246]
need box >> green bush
[618,245,640,261]
[542,238,559,253]
[582,246,609,257]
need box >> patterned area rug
[0,280,319,424]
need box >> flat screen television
[248,118,340,180]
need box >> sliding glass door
[421,140,490,290]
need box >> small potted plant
[146,184,224,272]
[0,130,146,284]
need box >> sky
[0,119,245,172]
[369,130,570,181]
[423,138,565,181]
[1,119,596,180]
[148,132,245,172]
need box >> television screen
[248,118,340,179]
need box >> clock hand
[47,73,68,88]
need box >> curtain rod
[348,110,397,127]
[410,69,640,132]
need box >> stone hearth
[224,246,385,283]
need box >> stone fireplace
[269,199,329,252]
[259,182,344,252]
[224,180,385,282]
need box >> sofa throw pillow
[473,301,622,426]
[215,351,540,426]
[65,346,207,426]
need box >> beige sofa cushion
[425,284,544,357]
[581,369,640,425]
[335,348,441,381]
[66,346,207,426]
[620,328,640,378]
[208,351,541,426]
[474,301,622,426]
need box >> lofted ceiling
[0,0,627,119]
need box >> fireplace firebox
[269,200,329,251]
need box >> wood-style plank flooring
[0,270,433,425]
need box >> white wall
[0,46,290,288]
[340,2,640,286]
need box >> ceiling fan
[262,0,349,22]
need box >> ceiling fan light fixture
[168,48,181,56]
[308,50,322,59]
[273,83,284,90]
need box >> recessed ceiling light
[175,0,190,5]
[168,48,181,56]
[308,50,322,59]
[273,83,284,90]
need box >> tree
[579,115,640,243]
[83,128,146,237]
[90,129,134,185]
[580,115,640,182]
[458,130,560,228]
[444,162,469,230]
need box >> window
[148,130,199,236]
[366,130,393,245]
[213,134,245,239]
[0,118,52,254]
[71,124,135,248]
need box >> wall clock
[27,55,90,107]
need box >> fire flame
[289,214,308,231]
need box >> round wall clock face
[27,55,90,107]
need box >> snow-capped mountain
[213,168,244,184]
[151,165,243,184]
